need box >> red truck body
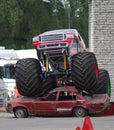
[32,29,87,57]
[6,87,110,118]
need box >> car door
[34,92,57,115]
[56,91,76,114]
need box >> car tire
[96,69,111,97]
[14,107,28,118]
[71,52,99,94]
[73,107,87,117]
[15,58,42,97]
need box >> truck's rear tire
[71,52,99,94]
[39,77,57,96]
[96,69,111,97]
[15,58,42,97]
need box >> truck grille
[41,34,66,42]
[38,42,68,50]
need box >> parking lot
[0,111,114,130]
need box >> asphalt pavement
[0,107,114,130]
[0,107,12,118]
[0,113,114,130]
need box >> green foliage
[0,0,88,49]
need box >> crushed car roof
[50,86,78,93]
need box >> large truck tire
[96,69,111,97]
[39,77,57,96]
[71,52,99,94]
[15,58,42,97]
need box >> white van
[0,49,19,106]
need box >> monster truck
[15,29,111,97]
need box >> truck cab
[32,29,87,78]
[0,49,19,106]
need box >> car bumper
[6,107,13,114]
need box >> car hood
[8,96,36,103]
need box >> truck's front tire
[71,52,99,94]
[15,58,42,97]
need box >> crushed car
[6,87,110,118]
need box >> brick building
[89,0,114,101]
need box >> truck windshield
[0,66,15,79]
[69,39,80,54]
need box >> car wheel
[73,107,87,117]
[14,107,28,118]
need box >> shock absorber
[46,55,49,72]
[64,53,67,70]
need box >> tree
[0,0,23,49]
[66,0,88,47]
[0,0,88,49]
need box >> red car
[6,87,110,118]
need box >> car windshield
[40,92,57,101]
[59,91,76,100]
